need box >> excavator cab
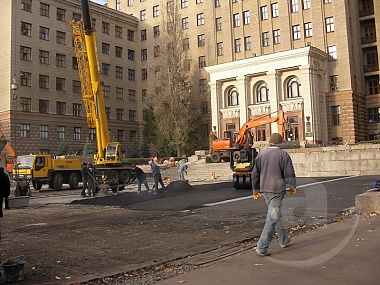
[105,142,122,164]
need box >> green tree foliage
[147,0,201,158]
[57,139,69,156]
[140,139,151,158]
[126,137,140,158]
[83,139,95,155]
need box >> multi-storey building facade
[0,0,140,155]
[110,0,379,146]
[0,0,379,158]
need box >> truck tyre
[69,173,79,189]
[109,170,120,184]
[119,170,131,184]
[53,173,63,190]
[233,151,240,162]
[48,181,54,189]
[210,152,222,163]
[32,180,42,190]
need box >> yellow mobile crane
[70,0,132,185]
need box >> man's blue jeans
[256,192,288,253]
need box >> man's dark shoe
[280,236,291,248]
[256,249,270,257]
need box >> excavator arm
[0,130,16,172]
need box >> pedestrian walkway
[155,213,380,285]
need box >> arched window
[227,87,239,106]
[287,77,301,98]
[256,82,268,102]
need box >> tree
[126,137,140,158]
[147,0,201,158]
[57,139,69,156]
[83,139,95,155]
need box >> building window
[303,0,311,10]
[273,29,281,44]
[141,69,148,80]
[262,32,270,46]
[130,131,137,142]
[234,38,241,53]
[102,42,110,55]
[57,126,65,139]
[20,72,31,87]
[72,57,78,69]
[183,38,189,50]
[261,6,268,20]
[324,0,332,3]
[103,85,111,97]
[142,89,147,101]
[272,3,279,17]
[154,45,160,57]
[304,22,313,38]
[128,69,136,81]
[40,125,49,139]
[328,45,337,61]
[244,36,252,51]
[73,103,81,116]
[56,31,66,44]
[127,89,135,101]
[21,124,30,138]
[329,75,339,92]
[74,127,81,140]
[20,46,32,61]
[182,17,189,29]
[197,13,205,26]
[201,101,208,114]
[128,30,135,41]
[39,100,49,113]
[56,101,66,115]
[153,5,159,17]
[102,63,111,76]
[196,0,204,3]
[115,25,123,38]
[127,49,135,61]
[117,130,124,142]
[141,49,147,61]
[292,25,301,40]
[56,77,66,91]
[114,87,123,99]
[40,3,49,17]
[140,9,146,20]
[217,42,223,56]
[291,0,299,13]
[72,80,81,93]
[39,26,50,40]
[181,0,188,9]
[368,108,380,123]
[105,107,111,119]
[200,79,207,92]
[116,66,123,78]
[228,88,239,106]
[243,11,250,25]
[56,54,66,68]
[326,17,335,32]
[257,83,269,102]
[129,110,136,121]
[57,8,66,22]
[198,56,206,68]
[20,97,31,112]
[116,109,124,120]
[216,17,222,31]
[72,13,81,22]
[89,128,96,141]
[141,29,146,40]
[115,46,123,58]
[233,13,240,27]
[21,22,32,36]
[367,76,379,95]
[102,22,110,34]
[287,78,301,98]
[153,25,160,37]
[39,75,49,89]
[215,0,221,7]
[128,0,134,6]
[39,50,49,64]
[331,106,341,126]
[21,0,32,12]
[198,34,205,47]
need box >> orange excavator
[0,130,16,173]
[212,110,286,189]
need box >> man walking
[81,163,88,197]
[151,157,165,193]
[252,133,297,257]
[131,165,150,193]
[178,164,188,181]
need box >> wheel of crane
[119,170,131,184]
[53,173,63,190]
[32,180,42,190]
[244,175,252,189]
[109,170,120,184]
[69,173,79,189]
[232,175,240,189]
[210,152,222,163]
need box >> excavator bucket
[0,140,7,152]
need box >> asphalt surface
[0,175,378,285]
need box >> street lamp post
[11,76,20,196]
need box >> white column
[236,76,248,127]
[209,81,221,135]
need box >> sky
[90,0,107,5]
